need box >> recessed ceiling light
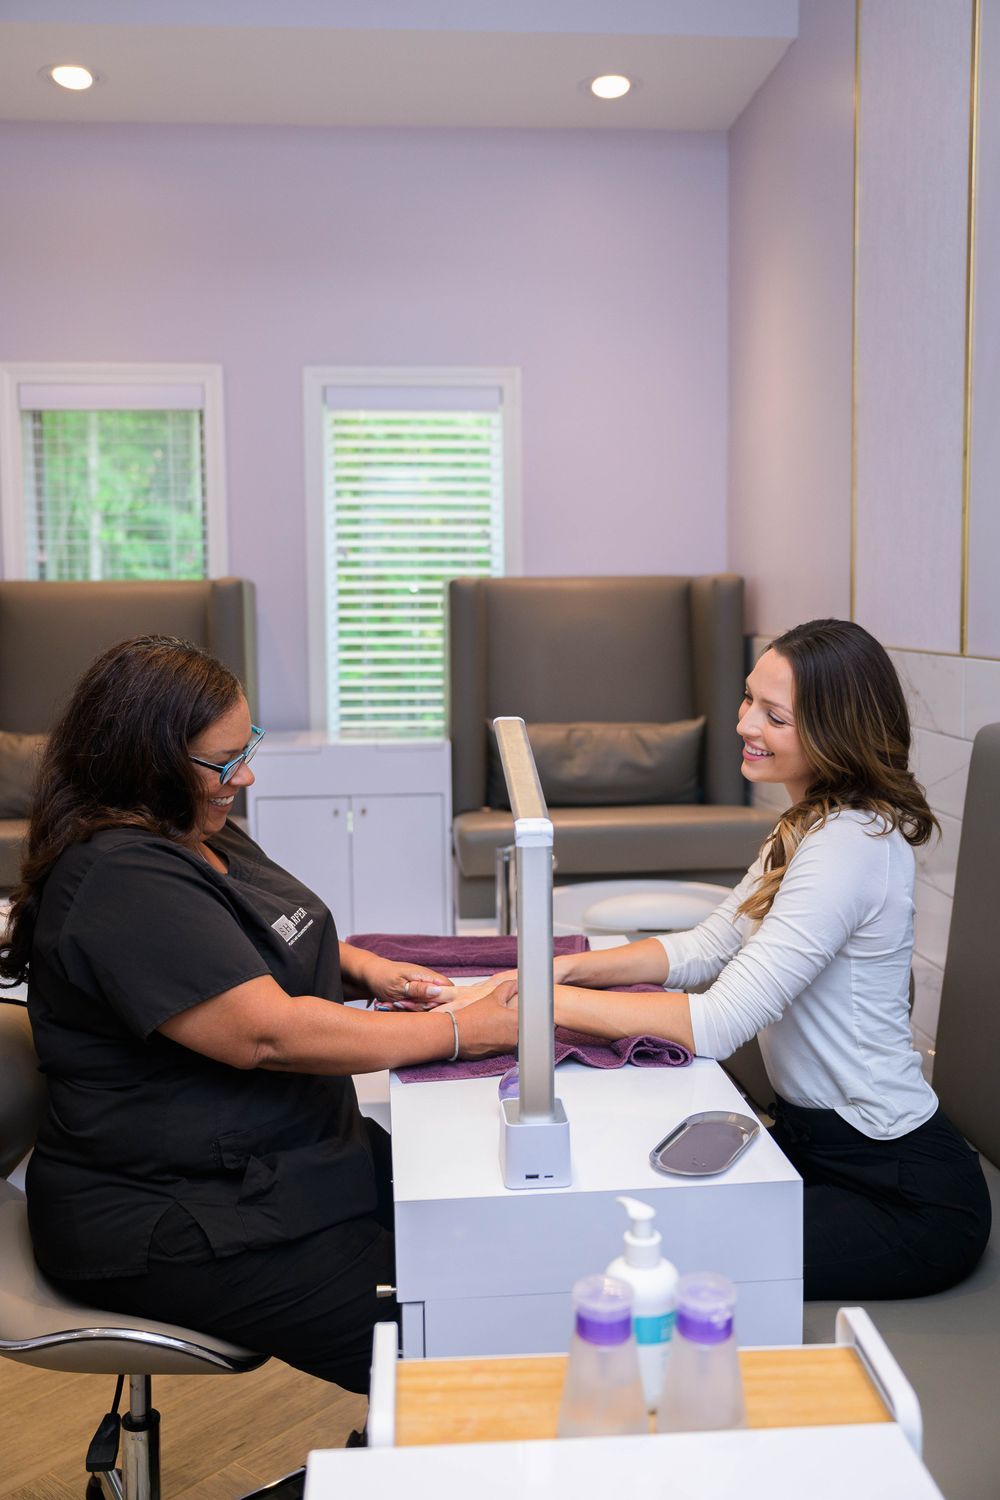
[590,74,632,101]
[47,64,96,91]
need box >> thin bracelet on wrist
[444,1009,460,1063]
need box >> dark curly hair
[0,635,243,985]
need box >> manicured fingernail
[426,985,441,997]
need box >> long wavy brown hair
[738,619,937,923]
[0,635,242,986]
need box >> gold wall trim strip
[850,0,862,622]
[887,644,967,660]
[960,0,981,656]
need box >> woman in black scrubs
[0,635,516,1391]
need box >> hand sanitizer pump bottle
[656,1271,747,1433]
[605,1195,678,1414]
[557,1275,648,1438]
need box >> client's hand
[439,976,518,1013]
[362,956,455,1009]
[452,982,519,1058]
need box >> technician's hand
[360,956,455,1009]
[451,984,519,1058]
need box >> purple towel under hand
[347,931,692,1082]
[395,1027,692,1084]
[346,931,589,978]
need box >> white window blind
[18,385,209,581]
[324,386,505,738]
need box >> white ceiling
[0,1,797,132]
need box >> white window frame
[0,362,228,579]
[303,365,522,736]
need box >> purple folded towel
[395,1027,692,1084]
[346,932,590,979]
[347,931,692,1083]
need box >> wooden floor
[0,1355,367,1499]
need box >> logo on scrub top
[271,906,314,946]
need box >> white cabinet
[245,737,452,936]
[348,793,446,932]
[256,796,354,922]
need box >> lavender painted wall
[967,0,1000,658]
[854,0,971,653]
[0,123,729,727]
[727,0,855,636]
[728,0,1000,1067]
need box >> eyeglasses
[189,725,265,785]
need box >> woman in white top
[459,619,991,1300]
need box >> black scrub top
[26,821,375,1280]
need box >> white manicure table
[388,1053,802,1358]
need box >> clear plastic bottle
[557,1274,648,1438]
[497,1065,519,1101]
[655,1271,746,1433]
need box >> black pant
[54,1120,399,1392]
[769,1098,992,1301]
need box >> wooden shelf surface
[394,1345,889,1447]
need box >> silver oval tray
[649,1110,760,1177]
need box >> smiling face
[187,694,256,840]
[737,648,814,805]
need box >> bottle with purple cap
[655,1271,746,1432]
[497,1065,519,1101]
[557,1274,648,1438]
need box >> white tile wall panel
[911,955,946,1043]
[914,809,962,899]
[913,880,953,973]
[911,729,972,822]
[889,649,964,736]
[963,657,1000,739]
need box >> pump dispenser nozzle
[616,1196,662,1267]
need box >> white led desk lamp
[492,716,572,1189]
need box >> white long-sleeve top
[655,809,937,1139]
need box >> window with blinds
[1,372,224,582]
[323,381,509,738]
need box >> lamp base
[499,1096,571,1189]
